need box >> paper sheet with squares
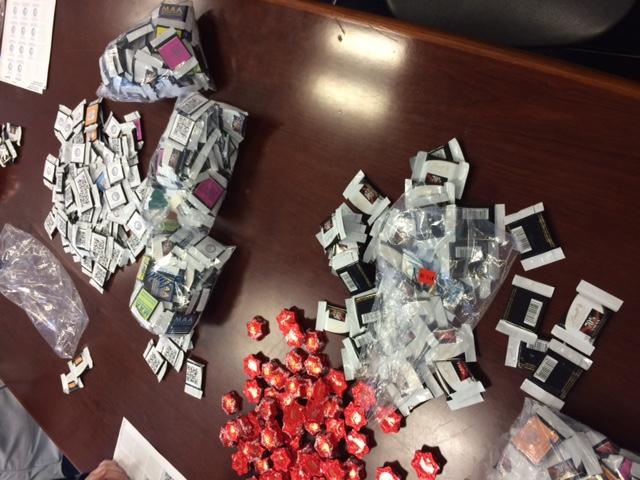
[0,0,56,93]
[113,418,186,480]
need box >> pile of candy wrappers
[0,123,22,168]
[220,309,443,480]
[97,0,213,102]
[43,98,148,293]
[316,139,520,417]
[497,274,623,410]
[130,92,247,337]
[488,398,640,479]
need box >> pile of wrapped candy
[0,122,22,167]
[316,139,519,416]
[129,92,248,337]
[497,274,624,410]
[43,98,148,293]
[97,0,213,102]
[488,398,640,479]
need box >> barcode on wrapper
[534,356,558,382]
[524,298,543,327]
[528,339,549,352]
[511,226,532,253]
[340,272,357,292]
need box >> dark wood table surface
[1,0,639,478]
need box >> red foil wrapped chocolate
[231,451,249,476]
[286,349,307,374]
[290,465,312,480]
[243,354,263,378]
[323,396,343,419]
[261,424,285,450]
[376,466,401,480]
[276,308,298,333]
[219,425,235,448]
[304,354,326,377]
[326,417,346,442]
[345,458,366,479]
[304,330,326,354]
[322,459,347,480]
[271,447,292,472]
[345,402,368,431]
[325,368,348,396]
[240,440,265,462]
[282,401,305,437]
[376,407,402,434]
[261,472,286,480]
[236,413,260,441]
[351,381,377,413]
[247,315,269,340]
[314,432,337,459]
[285,323,306,348]
[257,398,279,421]
[411,451,440,480]
[254,457,270,475]
[304,420,322,436]
[346,431,370,459]
[299,452,324,477]
[221,390,242,416]
[243,379,263,404]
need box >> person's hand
[86,460,129,480]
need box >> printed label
[524,298,543,327]
[534,356,558,382]
[134,289,159,321]
[511,226,532,253]
[339,272,357,292]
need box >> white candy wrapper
[96,0,214,102]
[486,398,640,480]
[354,196,518,416]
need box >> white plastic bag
[0,224,89,358]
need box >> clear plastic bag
[487,398,640,479]
[96,0,214,102]
[0,224,89,358]
[130,92,247,335]
[353,199,517,415]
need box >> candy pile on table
[488,398,640,479]
[316,139,520,415]
[60,347,93,394]
[43,98,148,293]
[97,0,213,102]
[130,92,248,337]
[220,308,444,479]
[0,123,22,167]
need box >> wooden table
[1,0,639,478]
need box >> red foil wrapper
[254,457,270,475]
[304,420,322,436]
[283,401,306,437]
[299,452,324,477]
[326,418,346,442]
[323,396,343,419]
[257,398,280,421]
[219,425,235,448]
[351,381,377,413]
[304,330,327,354]
[344,402,368,431]
[265,366,289,391]
[223,419,241,443]
[276,308,298,333]
[237,413,261,441]
[221,390,242,416]
[243,354,263,379]
[411,451,440,480]
[263,386,279,401]
[240,440,265,462]
[299,377,315,400]
[261,472,286,480]
[285,376,304,397]
[345,458,366,480]
[271,447,293,472]
[322,459,347,480]
[243,379,263,404]
[305,378,330,424]
[247,315,269,341]
[325,369,348,396]
[314,432,336,459]
[286,349,307,374]
[376,407,402,434]
[304,354,326,377]
[231,451,250,476]
[290,465,312,480]
[261,423,285,450]
[285,323,306,348]
[376,466,401,480]
[262,359,285,378]
[346,431,370,459]
[278,390,297,409]
[289,434,303,452]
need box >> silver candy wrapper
[97,0,213,102]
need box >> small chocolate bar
[143,340,168,382]
[60,372,84,395]
[60,346,94,394]
[551,280,623,356]
[345,288,378,338]
[521,339,593,410]
[315,301,349,334]
[505,337,550,370]
[433,358,485,410]
[184,357,205,399]
[0,122,22,167]
[505,202,565,271]
[97,0,213,102]
[497,275,555,344]
[343,170,391,224]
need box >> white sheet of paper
[113,418,186,480]
[0,0,56,93]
